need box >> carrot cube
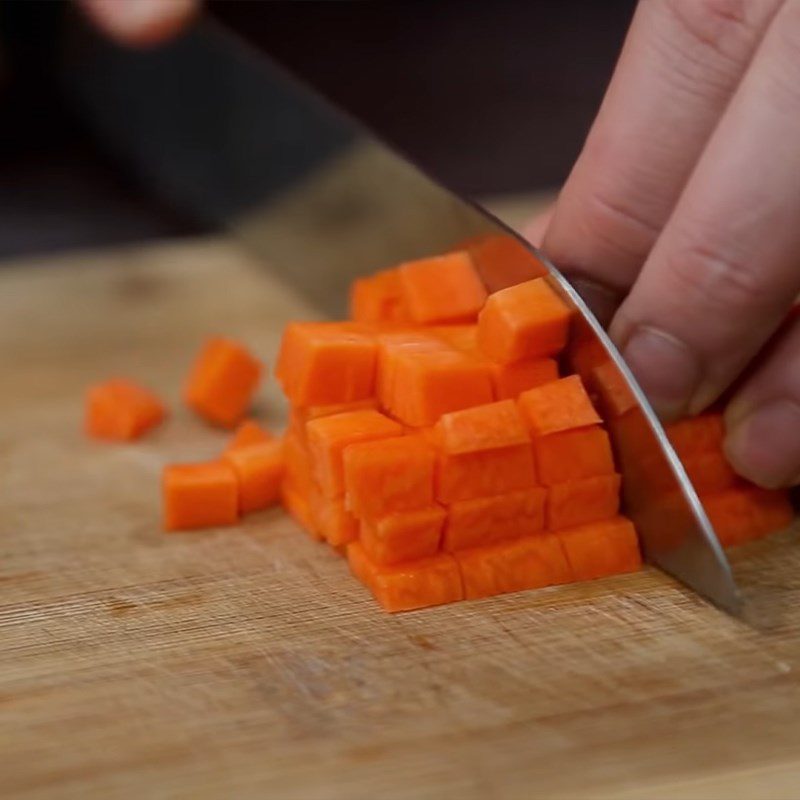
[665,414,725,457]
[306,409,404,497]
[184,337,262,428]
[533,426,615,486]
[682,450,740,494]
[281,483,322,540]
[477,277,572,363]
[443,488,546,551]
[163,461,239,531]
[303,398,379,420]
[398,251,488,324]
[518,375,601,437]
[85,378,166,441]
[702,487,793,547]
[465,233,548,293]
[455,534,572,600]
[491,358,559,400]
[223,440,284,514]
[350,268,409,323]
[558,516,642,580]
[224,419,272,453]
[283,429,314,496]
[275,322,377,407]
[317,496,359,546]
[347,541,375,588]
[361,506,446,565]
[590,361,637,419]
[343,435,436,519]
[547,474,621,530]
[436,444,538,503]
[431,325,479,355]
[435,399,529,455]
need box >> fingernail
[725,399,800,489]
[621,326,701,421]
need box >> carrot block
[281,483,322,540]
[343,435,436,519]
[223,440,284,514]
[443,488,546,551]
[518,375,601,437]
[361,506,446,565]
[350,268,409,323]
[347,541,375,588]
[547,474,621,530]
[431,325,480,355]
[558,516,642,580]
[163,461,239,531]
[665,414,725,457]
[317,496,359,546]
[304,398,379,420]
[477,278,572,363]
[533,426,615,486]
[466,233,548,293]
[398,251,488,324]
[682,450,740,494]
[436,444,538,503]
[435,399,529,455]
[456,534,572,600]
[184,337,262,428]
[702,487,793,547]
[85,378,166,441]
[283,430,314,495]
[275,322,377,407]
[307,409,404,497]
[590,361,637,419]
[491,358,559,400]
[224,419,272,453]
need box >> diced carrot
[85,378,166,441]
[568,325,609,379]
[477,278,572,363]
[436,444,538,503]
[343,435,436,519]
[184,337,262,428]
[546,474,621,530]
[465,233,548,293]
[590,361,637,419]
[304,398,379,420]
[435,399,529,455]
[455,534,572,600]
[347,541,375,588]
[306,409,404,497]
[223,440,284,513]
[518,375,601,437]
[163,461,239,531]
[431,324,479,355]
[533,426,615,486]
[682,450,740,494]
[283,429,314,496]
[275,322,377,407]
[281,483,322,540]
[398,251,488,324]
[317,496,359,546]
[361,506,446,565]
[443,488,546,551]
[702,487,793,547]
[665,414,725,457]
[491,359,559,400]
[350,268,410,323]
[224,419,272,453]
[558,516,642,580]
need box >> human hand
[531,0,800,489]
[76,0,198,47]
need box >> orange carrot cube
[343,435,436,519]
[317,496,359,546]
[590,361,637,419]
[303,398,379,420]
[398,251,487,324]
[275,322,377,406]
[665,414,725,457]
[184,337,262,428]
[436,444,538,503]
[435,399,529,455]
[443,488,546,551]
[547,474,621,530]
[350,268,409,323]
[347,540,375,587]
[281,483,322,540]
[85,378,166,441]
[431,324,479,354]
[455,534,572,600]
[283,429,314,496]
[533,426,615,486]
[224,419,272,453]
[558,516,642,580]
[682,450,740,494]
[466,233,548,293]
[306,409,404,497]
[518,375,601,437]
[223,440,284,514]
[702,487,793,547]
[361,506,446,565]
[163,461,239,531]
[477,277,572,363]
[491,358,559,400]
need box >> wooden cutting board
[3,236,800,800]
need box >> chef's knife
[59,14,742,614]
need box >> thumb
[76,0,198,47]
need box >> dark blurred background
[0,0,635,261]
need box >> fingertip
[78,0,198,47]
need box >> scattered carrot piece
[85,378,166,441]
[223,440,284,514]
[477,277,572,363]
[443,488,546,551]
[532,426,615,486]
[558,516,642,580]
[224,419,272,453]
[435,399,529,455]
[702,487,793,547]
[184,337,262,428]
[546,474,621,530]
[518,375,601,437]
[465,233,548,292]
[163,461,239,531]
[398,251,488,324]
[350,268,410,323]
[361,506,446,565]
[491,358,559,400]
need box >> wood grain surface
[2,238,800,800]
